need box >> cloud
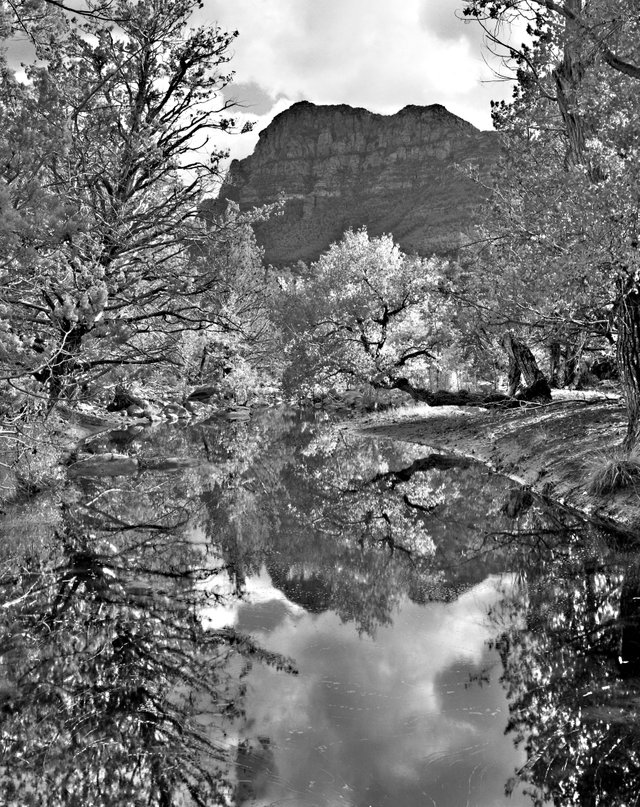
[197,0,515,163]
[234,575,526,807]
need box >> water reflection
[491,548,640,805]
[1,408,639,805]
[233,575,527,807]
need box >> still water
[2,408,639,806]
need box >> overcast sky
[196,0,515,162]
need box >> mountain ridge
[211,101,500,265]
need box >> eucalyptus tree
[462,0,640,444]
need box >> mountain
[211,101,500,266]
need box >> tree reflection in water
[488,529,640,806]
[2,408,639,805]
[0,454,295,807]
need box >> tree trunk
[549,341,562,387]
[552,0,605,181]
[565,331,588,388]
[387,377,510,406]
[501,332,552,401]
[616,280,640,450]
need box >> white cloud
[233,575,526,806]
[197,0,515,162]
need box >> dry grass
[587,451,640,496]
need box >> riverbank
[353,391,640,539]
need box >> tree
[0,438,297,805]
[181,203,284,401]
[0,0,273,409]
[463,1,640,81]
[461,0,640,445]
[278,228,454,400]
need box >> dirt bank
[354,392,640,539]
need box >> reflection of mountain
[266,563,333,614]
[235,598,292,633]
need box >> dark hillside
[206,101,500,265]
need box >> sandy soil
[352,391,640,538]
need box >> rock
[187,385,218,402]
[163,403,190,419]
[127,404,145,417]
[207,101,500,265]
[141,457,201,472]
[227,406,251,422]
[142,402,162,421]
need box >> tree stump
[106,384,148,412]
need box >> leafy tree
[278,228,453,400]
[461,0,640,444]
[181,204,284,401]
[0,0,277,411]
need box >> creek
[1,408,638,805]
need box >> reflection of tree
[490,542,640,806]
[6,407,615,803]
[0,462,294,806]
[190,412,531,635]
[78,411,549,639]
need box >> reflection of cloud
[239,575,527,807]
[199,567,304,630]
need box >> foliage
[586,450,640,495]
[491,544,640,805]
[0,444,297,806]
[0,0,279,414]
[277,229,453,397]
[460,0,640,437]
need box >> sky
[195,0,516,162]
[5,0,516,165]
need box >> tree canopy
[278,228,453,400]
[460,0,640,444]
[0,0,280,413]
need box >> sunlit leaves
[279,228,453,395]
[0,0,277,409]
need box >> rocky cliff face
[213,101,500,265]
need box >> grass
[587,451,640,496]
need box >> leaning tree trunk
[501,332,552,401]
[616,279,640,450]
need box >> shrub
[587,451,640,495]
